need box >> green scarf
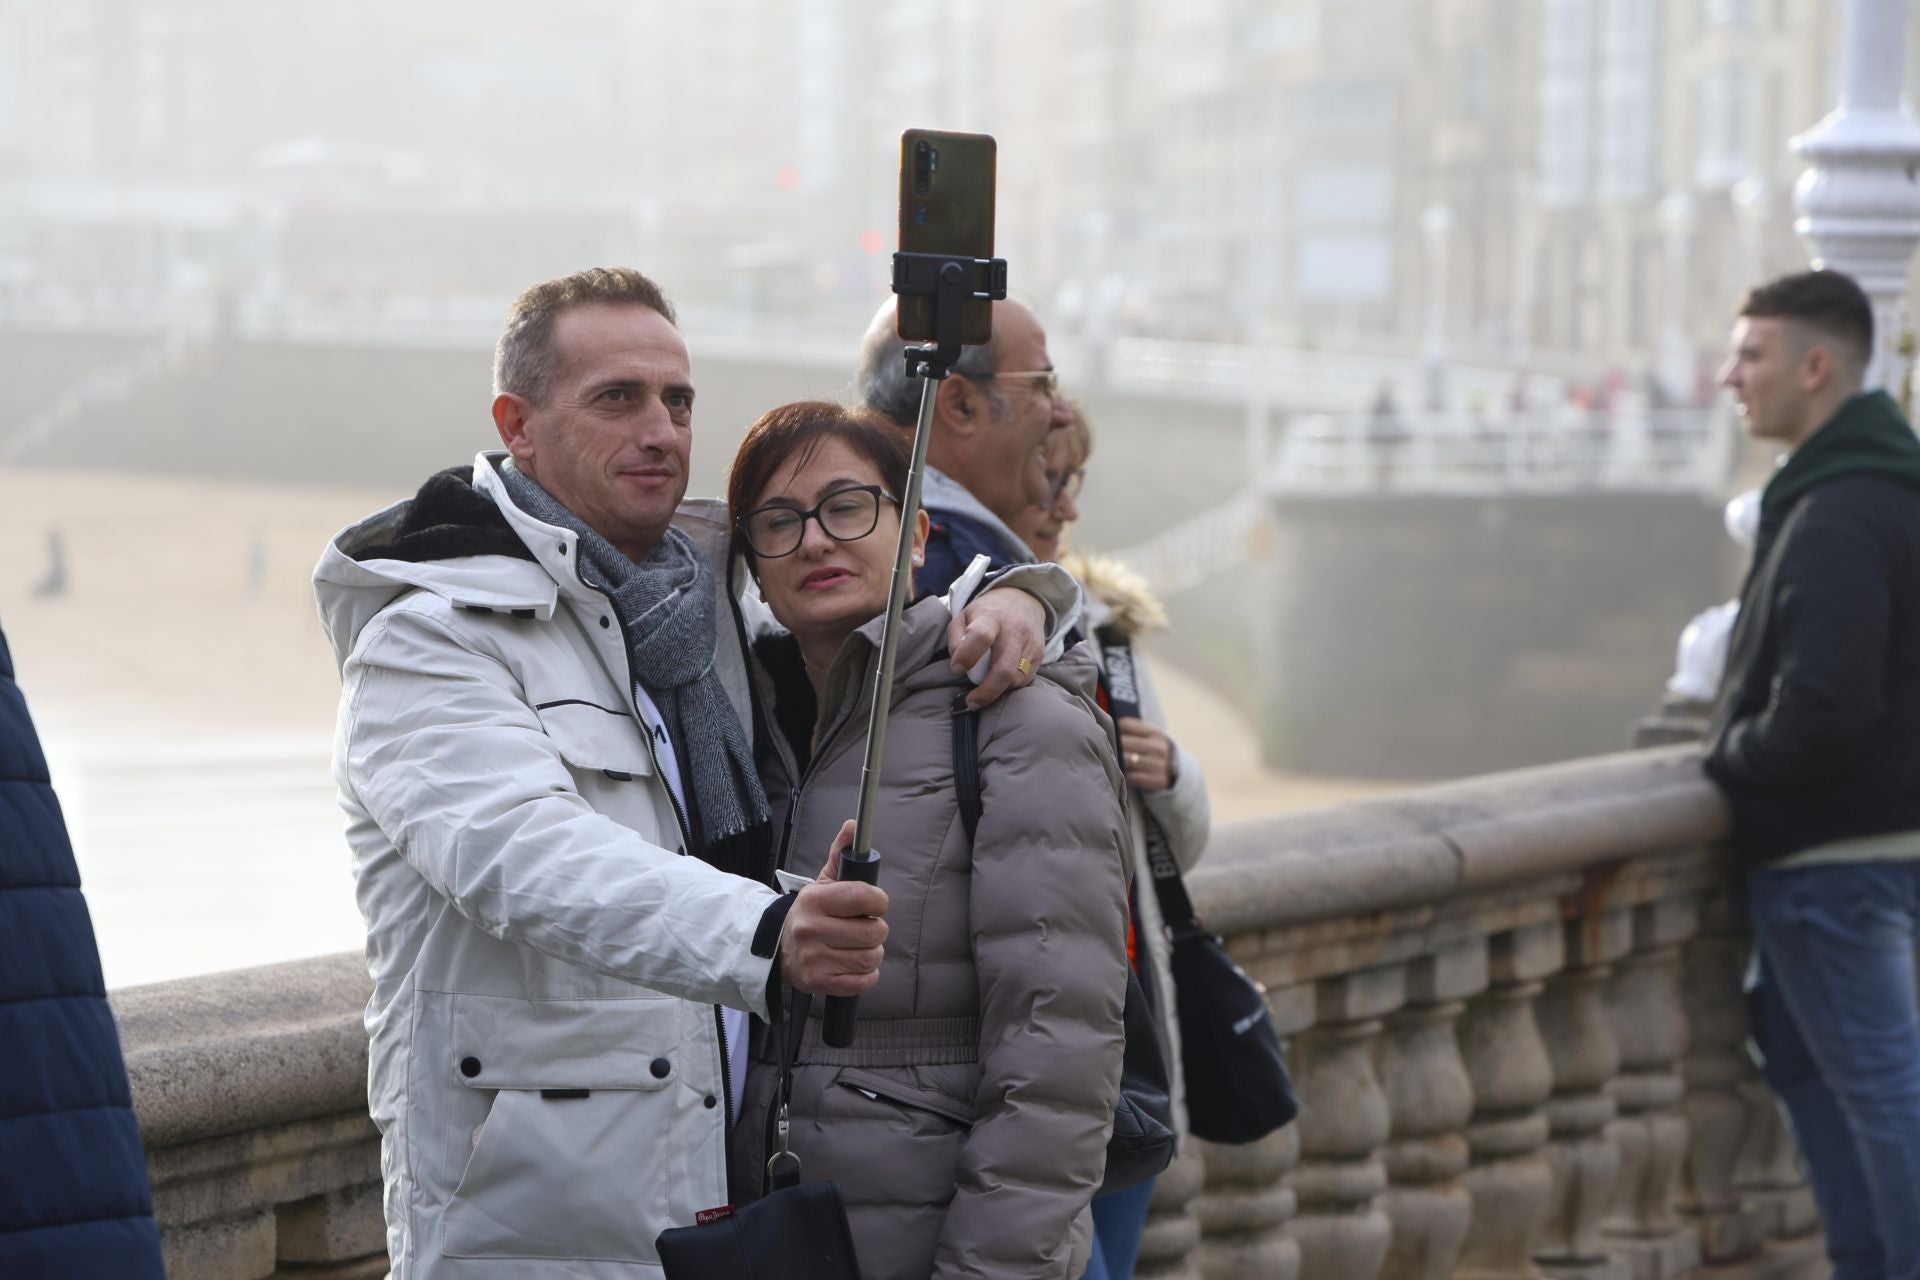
[1761,389,1920,520]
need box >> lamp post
[1731,177,1770,288]
[1507,177,1539,370]
[1422,203,1454,411]
[1657,191,1697,405]
[1792,0,1920,392]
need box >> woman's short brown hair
[726,400,912,571]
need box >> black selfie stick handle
[820,848,882,1047]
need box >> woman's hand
[1116,717,1179,793]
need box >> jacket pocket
[532,701,682,850]
[836,1066,977,1129]
[533,700,655,777]
[440,994,685,1264]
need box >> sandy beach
[2,464,1395,988]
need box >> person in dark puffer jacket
[0,618,166,1279]
[1705,270,1920,1280]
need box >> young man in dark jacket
[1704,269,1920,1280]
[0,619,166,1278]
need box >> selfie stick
[820,251,1008,1049]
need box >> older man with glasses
[855,297,1073,595]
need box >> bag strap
[952,692,983,841]
[1098,633,1204,934]
[766,987,812,1194]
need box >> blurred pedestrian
[1706,268,1920,1280]
[29,529,67,598]
[245,531,267,597]
[1011,405,1214,1280]
[1365,379,1406,488]
[0,616,166,1279]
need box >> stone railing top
[1189,745,1727,935]
[110,746,1726,1149]
[112,951,373,1148]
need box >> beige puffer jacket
[730,595,1132,1280]
[1063,551,1212,1141]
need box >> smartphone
[896,128,996,345]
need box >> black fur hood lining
[347,465,537,566]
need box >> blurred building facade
[0,0,1911,388]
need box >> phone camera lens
[913,140,935,196]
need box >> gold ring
[1016,657,1034,676]
[1127,751,1141,766]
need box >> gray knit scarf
[501,463,768,872]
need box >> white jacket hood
[315,450,737,690]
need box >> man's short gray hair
[854,310,1003,426]
[493,267,678,405]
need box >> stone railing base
[114,748,1832,1280]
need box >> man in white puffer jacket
[313,267,1074,1279]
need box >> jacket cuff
[753,892,799,1015]
[948,558,1085,660]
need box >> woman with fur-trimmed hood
[1011,409,1213,1280]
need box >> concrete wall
[115,746,1824,1280]
[0,333,1249,535]
[1246,491,1738,778]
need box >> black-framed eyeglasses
[737,484,897,559]
[1046,467,1086,505]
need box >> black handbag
[952,695,1178,1195]
[1099,635,1299,1146]
[655,992,862,1279]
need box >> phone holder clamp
[891,252,1008,379]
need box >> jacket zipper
[772,675,867,874]
[605,603,734,1157]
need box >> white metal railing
[0,289,197,336]
[1106,489,1270,598]
[1099,405,1730,599]
[2,315,214,463]
[6,287,1588,410]
[1097,334,1571,413]
[231,292,504,349]
[1270,406,1732,496]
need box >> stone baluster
[1603,895,1702,1280]
[1679,889,1768,1266]
[1533,905,1630,1280]
[1375,939,1485,1280]
[1733,1080,1825,1258]
[1137,1143,1205,1280]
[1286,965,1401,1280]
[1457,917,1563,1280]
[1191,982,1310,1280]
[1732,977,1825,1263]
[1194,1127,1301,1280]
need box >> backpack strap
[951,692,982,841]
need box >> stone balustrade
[114,744,1825,1279]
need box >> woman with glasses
[723,400,1132,1280]
[1011,405,1214,1280]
